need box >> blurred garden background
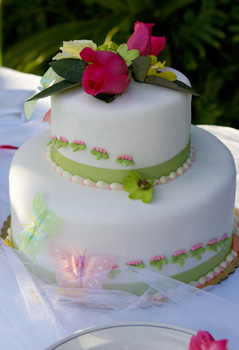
[1,0,238,127]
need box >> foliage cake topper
[25,21,199,118]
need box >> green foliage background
[1,0,239,127]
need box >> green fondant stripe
[51,140,191,183]
[171,234,233,283]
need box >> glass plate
[45,322,196,350]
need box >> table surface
[0,67,239,350]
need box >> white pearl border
[46,143,195,191]
[189,249,238,288]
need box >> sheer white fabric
[0,67,239,350]
[0,241,239,349]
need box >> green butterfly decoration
[19,191,61,258]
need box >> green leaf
[24,98,38,120]
[145,75,200,96]
[70,143,80,152]
[96,152,102,160]
[132,56,152,82]
[26,80,81,101]
[49,58,85,83]
[93,93,118,103]
[90,149,97,155]
[122,160,130,167]
[102,153,109,159]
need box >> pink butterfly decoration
[50,244,116,289]
[42,109,51,124]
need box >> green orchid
[123,171,155,204]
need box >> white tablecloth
[0,67,239,349]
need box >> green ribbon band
[51,140,191,184]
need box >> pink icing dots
[191,243,203,251]
[196,282,202,288]
[208,238,218,245]
[173,249,186,257]
[221,233,228,241]
[93,147,107,154]
[118,155,133,161]
[214,272,219,277]
[73,140,85,145]
[59,136,68,143]
[127,260,143,266]
[150,255,165,262]
[51,136,57,140]
[107,186,111,191]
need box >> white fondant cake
[7,27,238,292]
[9,118,236,291]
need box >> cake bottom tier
[9,126,237,292]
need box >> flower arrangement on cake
[25,21,198,111]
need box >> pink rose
[189,331,228,350]
[127,21,166,56]
[81,47,130,96]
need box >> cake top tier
[24,21,199,203]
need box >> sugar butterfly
[50,244,116,289]
[19,191,61,258]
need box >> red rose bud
[127,21,166,56]
[81,47,130,96]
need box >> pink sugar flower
[81,47,130,96]
[59,136,68,143]
[127,22,166,56]
[189,330,228,350]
